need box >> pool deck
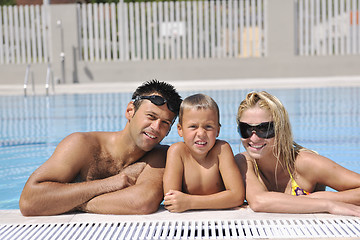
[1,75,360,95]
[1,206,360,239]
[0,205,354,225]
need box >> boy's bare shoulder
[234,152,249,168]
[212,139,232,151]
[215,139,230,146]
[169,141,187,151]
[234,152,248,161]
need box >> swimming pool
[1,86,359,209]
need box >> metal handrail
[45,63,55,96]
[24,64,35,97]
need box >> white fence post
[75,0,269,62]
[297,0,360,56]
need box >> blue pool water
[1,86,359,209]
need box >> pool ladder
[24,64,55,96]
[45,63,55,96]
[23,64,34,96]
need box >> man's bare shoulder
[141,144,170,168]
[64,131,118,149]
[64,131,99,145]
[69,131,114,142]
[54,132,118,180]
[28,132,112,183]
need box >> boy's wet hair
[179,93,220,126]
[131,79,182,116]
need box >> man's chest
[83,151,126,181]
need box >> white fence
[0,5,49,64]
[77,0,268,62]
[297,0,360,56]
[1,0,360,66]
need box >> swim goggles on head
[237,121,275,139]
[132,95,176,114]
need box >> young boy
[163,93,245,212]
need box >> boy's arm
[185,141,244,210]
[164,141,245,212]
[163,143,184,194]
[215,141,245,207]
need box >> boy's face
[177,108,220,157]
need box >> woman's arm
[235,153,360,217]
[298,151,360,205]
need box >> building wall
[2,0,360,87]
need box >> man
[19,80,182,216]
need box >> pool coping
[1,205,354,225]
[1,206,360,239]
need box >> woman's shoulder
[295,149,329,176]
[296,150,323,166]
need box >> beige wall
[1,0,360,87]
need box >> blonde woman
[235,91,360,217]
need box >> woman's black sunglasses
[133,95,176,114]
[237,121,275,139]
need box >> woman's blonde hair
[236,91,305,174]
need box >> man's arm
[79,146,167,215]
[19,133,130,216]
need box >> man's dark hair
[132,79,182,116]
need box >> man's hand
[120,161,147,183]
